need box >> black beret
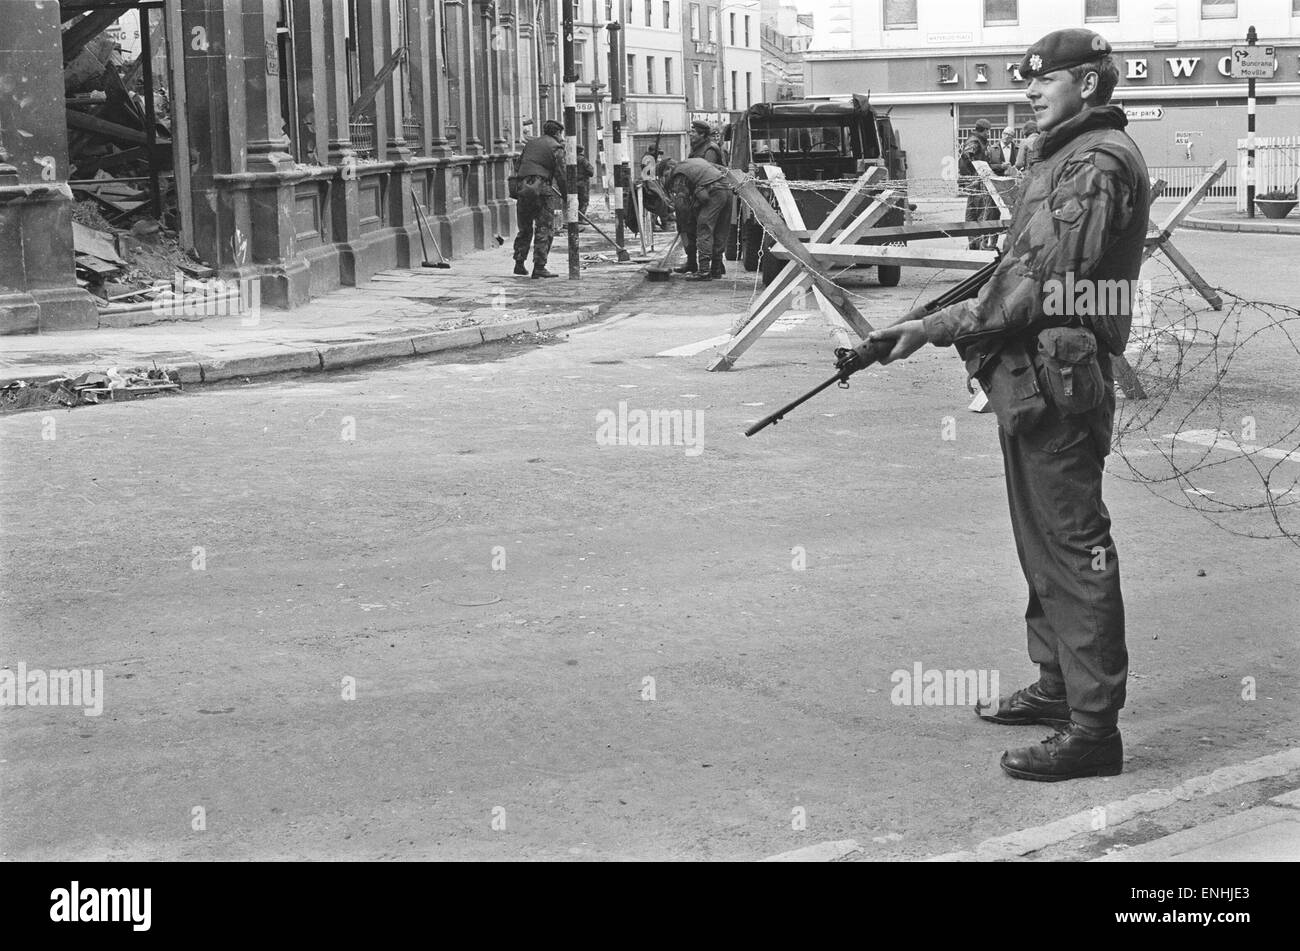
[690,120,712,134]
[542,119,564,134]
[1020,28,1112,78]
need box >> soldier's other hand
[868,319,928,364]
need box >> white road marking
[1166,429,1300,464]
[760,840,864,862]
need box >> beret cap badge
[1029,54,1043,72]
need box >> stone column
[0,0,96,332]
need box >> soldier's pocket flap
[1050,197,1085,224]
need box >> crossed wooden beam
[710,160,1229,405]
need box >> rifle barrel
[745,372,845,437]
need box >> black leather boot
[513,259,529,276]
[1000,722,1123,782]
[674,258,698,274]
[975,682,1070,727]
[532,265,558,279]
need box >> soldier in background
[512,119,565,279]
[575,146,595,218]
[668,157,731,281]
[959,118,992,250]
[687,120,724,164]
[1015,120,1040,175]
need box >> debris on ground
[1,366,182,414]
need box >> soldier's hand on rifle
[867,319,928,364]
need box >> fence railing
[1237,135,1300,211]
[349,121,376,158]
[1148,164,1236,201]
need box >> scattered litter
[1,364,182,413]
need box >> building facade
[759,0,813,102]
[805,0,1300,191]
[722,0,763,117]
[1,0,566,332]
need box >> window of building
[711,64,718,108]
[690,3,700,40]
[744,14,751,46]
[647,55,655,94]
[574,40,586,82]
[983,0,1018,25]
[746,71,752,108]
[627,53,635,93]
[665,57,673,94]
[1085,0,1118,19]
[693,63,703,106]
[1201,0,1236,18]
[645,0,652,26]
[1294,0,1300,15]
[729,12,736,45]
[884,0,918,29]
[664,1,671,29]
[625,1,633,23]
[730,70,737,110]
[708,9,717,42]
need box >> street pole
[563,0,580,278]
[607,15,625,254]
[1246,25,1257,219]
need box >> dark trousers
[577,185,590,216]
[964,191,989,250]
[513,190,555,268]
[675,195,697,267]
[694,187,732,274]
[998,361,1127,728]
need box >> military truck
[726,93,909,287]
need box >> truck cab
[727,93,908,286]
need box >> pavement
[0,202,655,394]
[1,211,1296,861]
[1183,203,1300,235]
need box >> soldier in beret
[688,120,725,164]
[511,118,566,278]
[865,28,1148,781]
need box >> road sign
[1124,105,1163,121]
[1230,45,1276,79]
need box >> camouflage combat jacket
[925,106,1150,356]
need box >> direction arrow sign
[1124,105,1163,121]
[1230,45,1276,79]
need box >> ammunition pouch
[963,338,1048,436]
[1034,325,1106,417]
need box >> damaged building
[0,0,564,332]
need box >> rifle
[744,256,1001,437]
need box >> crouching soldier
[512,119,566,279]
[667,157,731,281]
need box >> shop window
[983,0,1017,26]
[1201,0,1236,17]
[1085,0,1118,19]
[884,0,918,29]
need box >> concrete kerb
[1182,214,1300,236]
[0,300,619,392]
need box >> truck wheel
[877,265,902,287]
[724,222,740,261]
[742,220,763,271]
